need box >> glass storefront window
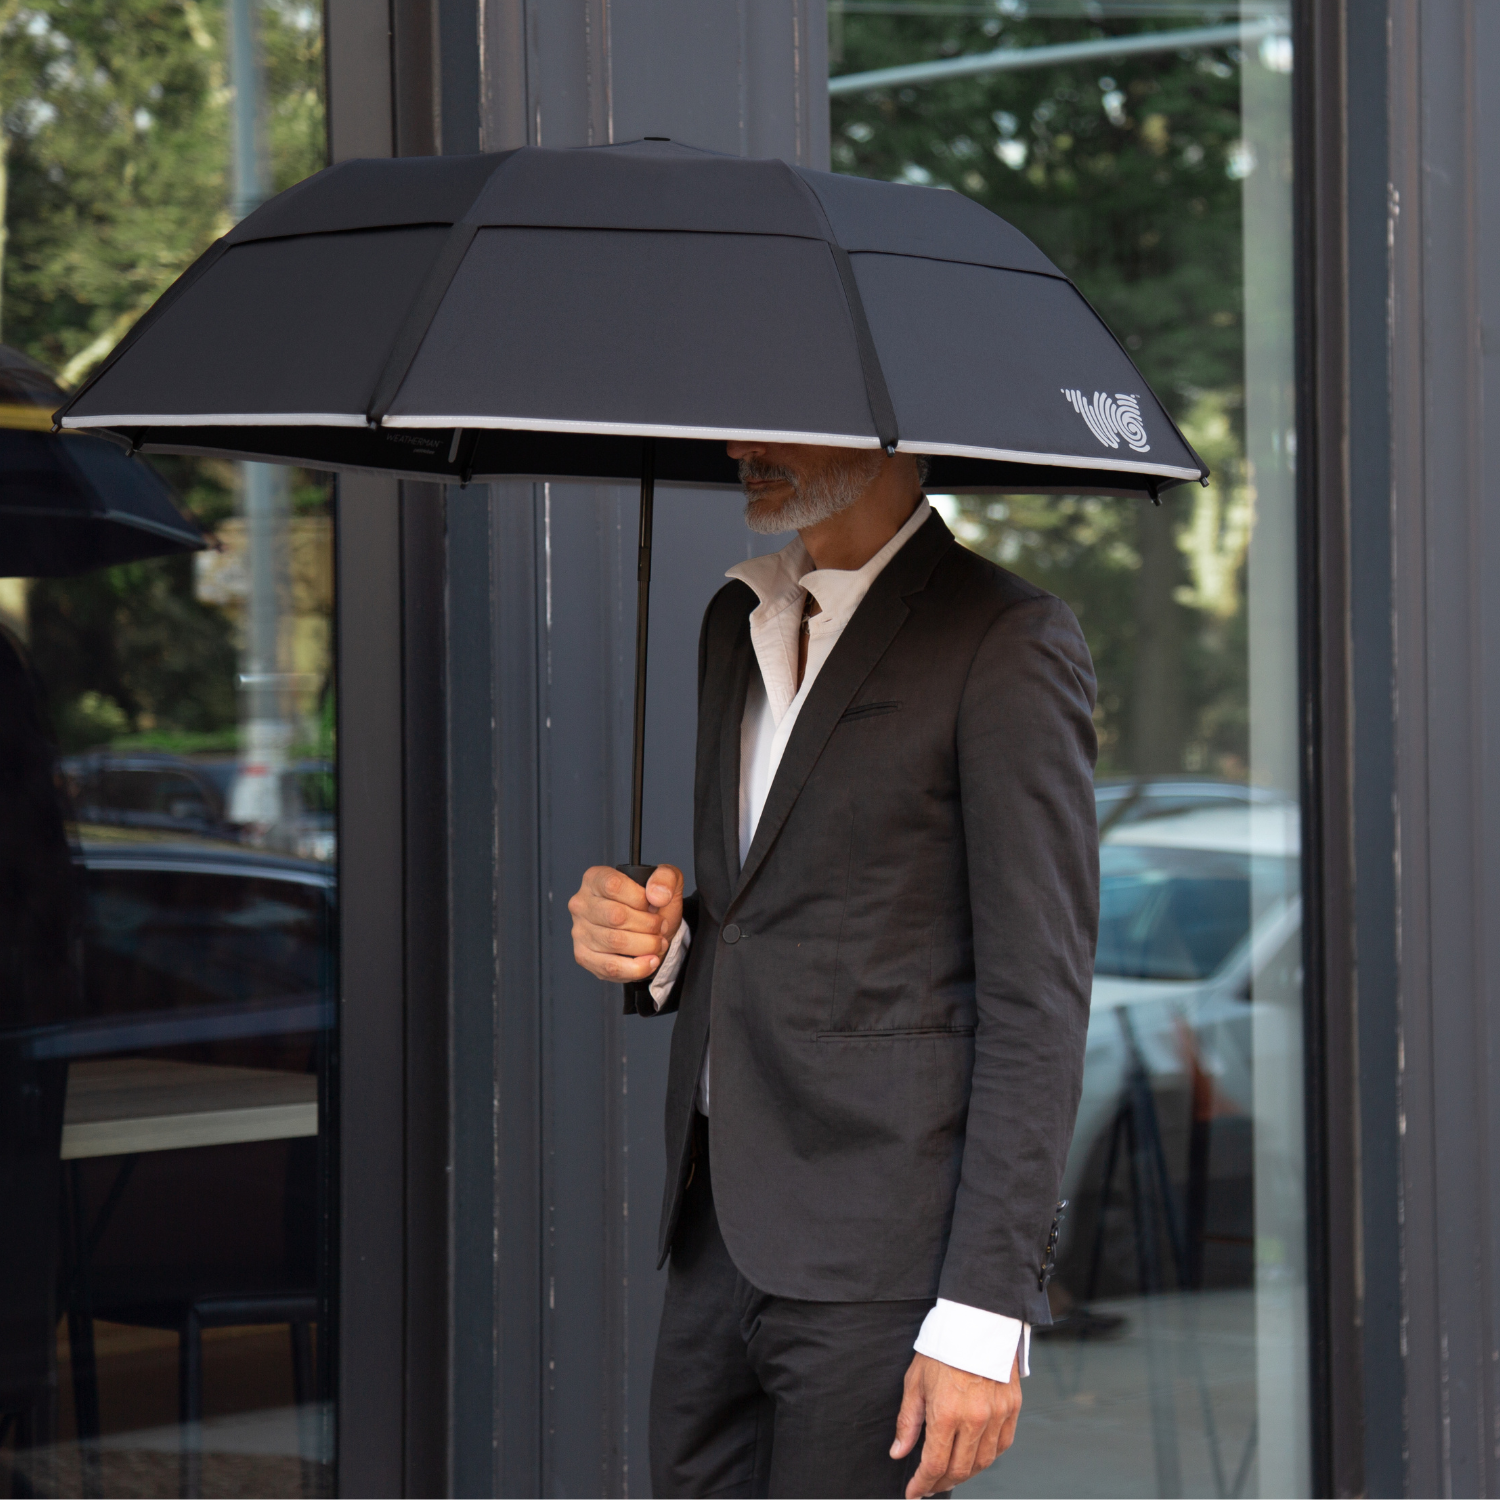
[0,4,332,1496]
[831,4,1305,1494]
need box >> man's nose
[726,440,765,461]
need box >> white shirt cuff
[649,920,691,1009]
[914,1298,1030,1383]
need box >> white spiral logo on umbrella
[1061,390,1151,453]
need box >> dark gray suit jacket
[653,511,1099,1326]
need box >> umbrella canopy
[52,141,1205,1011]
[56,139,1205,498]
[0,346,203,578]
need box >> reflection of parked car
[197,758,336,863]
[61,752,235,841]
[1094,775,1286,835]
[1054,785,1301,1301]
[54,825,336,1056]
[63,752,338,863]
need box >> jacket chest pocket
[837,699,902,724]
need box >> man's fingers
[569,866,685,984]
[975,1412,1003,1473]
[939,1418,984,1489]
[584,865,651,909]
[571,893,664,935]
[889,1369,926,1460]
[574,922,667,959]
[645,863,684,909]
[995,1350,1022,1455]
[997,1396,1022,1456]
[905,1423,954,1500]
[576,947,661,984]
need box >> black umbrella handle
[616,863,659,1016]
[620,441,657,1017]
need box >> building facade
[0,2,1496,1497]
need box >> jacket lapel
[728,512,954,910]
[719,617,754,889]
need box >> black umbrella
[0,346,202,577]
[56,139,1204,1001]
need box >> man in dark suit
[570,440,1098,1498]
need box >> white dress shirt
[649,498,1030,1384]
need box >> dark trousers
[650,1117,934,1499]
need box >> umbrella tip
[645,136,671,141]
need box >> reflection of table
[62,1058,318,1160]
[60,1057,323,1492]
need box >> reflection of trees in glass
[0,0,325,377]
[832,7,1249,775]
[0,1,327,752]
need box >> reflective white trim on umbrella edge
[384,414,886,449]
[392,415,1203,478]
[61,413,370,429]
[894,439,1203,482]
[60,412,1202,481]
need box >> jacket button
[722,923,741,944]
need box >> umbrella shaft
[629,440,656,867]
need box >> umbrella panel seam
[220,223,1070,281]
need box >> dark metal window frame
[1296,2,1408,1495]
[326,4,480,1495]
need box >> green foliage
[1,0,227,376]
[28,550,239,750]
[831,8,1245,409]
[832,5,1252,775]
[938,490,1142,766]
[1,1,326,753]
[1,0,326,374]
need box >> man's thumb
[646,865,681,907]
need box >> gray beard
[741,449,885,534]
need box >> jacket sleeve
[940,593,1099,1324]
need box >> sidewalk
[961,1289,1258,1499]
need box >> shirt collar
[725,497,932,625]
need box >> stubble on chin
[743,493,794,535]
[740,449,884,535]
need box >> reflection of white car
[1055,785,1301,1296]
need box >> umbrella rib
[0,503,204,546]
[824,241,900,453]
[783,166,900,453]
[55,236,235,424]
[364,221,482,428]
[94,509,205,546]
[364,153,524,428]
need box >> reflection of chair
[0,1051,67,1499]
[85,1278,316,1499]
[1084,1010,1188,1300]
[1179,1021,1254,1289]
[66,1132,322,1499]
